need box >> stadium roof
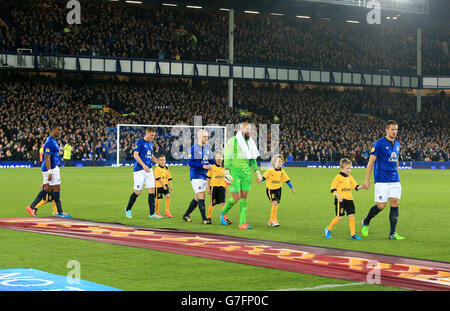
[133,0,449,27]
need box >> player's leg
[144,169,160,219]
[207,187,216,220]
[325,199,342,238]
[125,170,144,217]
[183,179,202,222]
[346,201,361,239]
[196,191,210,224]
[221,169,241,225]
[164,192,172,218]
[155,188,162,216]
[49,167,70,217]
[361,183,388,236]
[148,186,161,218]
[237,168,252,229]
[26,175,51,217]
[388,182,403,239]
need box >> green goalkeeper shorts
[229,167,252,193]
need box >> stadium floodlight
[186,5,202,9]
[270,12,284,16]
[219,8,231,11]
[296,15,311,19]
[244,10,260,14]
[162,3,178,6]
[346,20,360,23]
[125,0,143,4]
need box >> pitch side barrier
[1,160,449,169]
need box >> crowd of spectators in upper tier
[0,0,448,75]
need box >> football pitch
[0,166,449,291]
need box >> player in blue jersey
[361,120,404,240]
[26,123,72,217]
[124,127,160,219]
[182,129,215,224]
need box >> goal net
[106,124,227,167]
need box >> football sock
[52,200,57,214]
[270,204,278,223]
[207,204,214,219]
[52,192,63,214]
[239,198,248,225]
[389,206,399,236]
[349,217,356,236]
[165,198,170,213]
[30,190,47,209]
[126,192,138,211]
[327,216,340,231]
[222,198,237,214]
[198,199,207,221]
[364,204,382,225]
[184,199,198,217]
[155,198,161,215]
[148,193,156,215]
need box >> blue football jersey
[41,136,60,172]
[188,143,215,180]
[370,137,401,183]
[133,138,154,172]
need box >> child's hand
[291,188,296,194]
[337,195,343,202]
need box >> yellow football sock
[165,198,170,213]
[34,199,48,210]
[155,199,161,215]
[349,217,356,236]
[270,204,278,223]
[52,200,57,213]
[207,204,214,219]
[327,217,340,231]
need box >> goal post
[111,124,227,167]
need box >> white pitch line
[269,282,366,291]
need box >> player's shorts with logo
[210,186,226,205]
[133,169,155,190]
[334,199,355,216]
[191,178,207,194]
[156,187,170,199]
[229,167,252,193]
[42,166,61,186]
[374,182,401,203]
[266,187,282,203]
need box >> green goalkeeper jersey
[224,136,258,171]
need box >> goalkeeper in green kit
[220,122,263,229]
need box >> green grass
[0,166,449,291]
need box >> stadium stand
[0,0,448,74]
[0,73,448,163]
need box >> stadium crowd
[0,73,448,164]
[0,0,448,75]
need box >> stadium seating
[0,0,448,75]
[0,73,448,163]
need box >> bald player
[183,129,215,224]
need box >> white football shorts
[42,166,61,186]
[191,179,207,194]
[374,182,401,203]
[133,168,155,191]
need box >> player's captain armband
[370,147,375,153]
[46,148,50,152]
